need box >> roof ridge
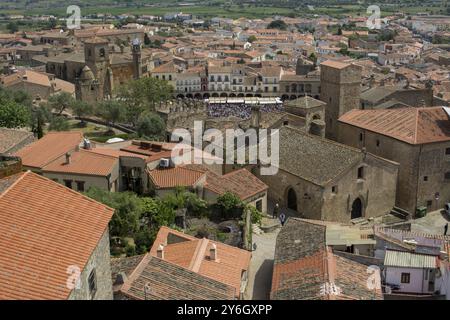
[80,148,120,160]
[27,171,115,213]
[189,238,209,272]
[0,170,28,201]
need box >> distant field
[0,2,446,19]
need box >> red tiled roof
[148,166,204,189]
[0,171,113,299]
[14,131,83,169]
[42,149,118,176]
[339,107,450,145]
[205,168,268,201]
[149,226,251,297]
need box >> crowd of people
[207,103,283,119]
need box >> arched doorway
[287,188,297,211]
[351,198,363,219]
[220,92,228,97]
[176,94,185,99]
[203,93,210,99]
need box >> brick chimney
[157,244,164,259]
[210,243,217,261]
[65,152,72,165]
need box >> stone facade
[320,62,362,141]
[257,152,398,223]
[256,127,399,223]
[338,122,450,214]
[69,229,113,300]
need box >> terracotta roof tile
[14,131,83,169]
[148,166,204,189]
[339,107,450,144]
[0,171,113,299]
[204,168,268,201]
[42,149,118,176]
[0,128,34,154]
[149,226,251,297]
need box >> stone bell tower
[132,38,142,79]
[81,37,113,100]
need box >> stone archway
[287,188,298,211]
[237,93,244,97]
[281,94,289,101]
[290,95,297,100]
[229,93,236,97]
[351,197,363,219]
[194,93,202,99]
[212,92,219,97]
[203,93,210,99]
[176,94,185,99]
[220,92,228,97]
[186,93,193,99]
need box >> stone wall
[69,229,113,300]
[338,122,450,214]
[321,153,398,222]
[321,63,361,141]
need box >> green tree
[6,22,18,33]
[247,35,257,43]
[216,192,243,219]
[45,92,76,115]
[116,77,173,124]
[136,112,166,140]
[48,116,70,131]
[71,100,93,126]
[0,100,30,128]
[95,100,126,131]
[245,205,262,225]
[267,20,288,30]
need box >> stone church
[75,37,144,103]
[255,126,399,223]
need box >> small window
[88,269,97,299]
[76,181,85,192]
[52,178,58,183]
[332,185,338,194]
[426,200,432,207]
[64,180,72,189]
[445,172,450,180]
[446,148,450,155]
[424,176,428,181]
[256,199,262,212]
[359,133,363,142]
[99,48,105,57]
[357,167,364,179]
[376,139,380,147]
[401,273,410,284]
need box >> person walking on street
[273,203,279,219]
[279,212,286,226]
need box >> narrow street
[245,221,280,300]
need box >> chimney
[210,243,217,261]
[65,152,72,164]
[157,244,164,259]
